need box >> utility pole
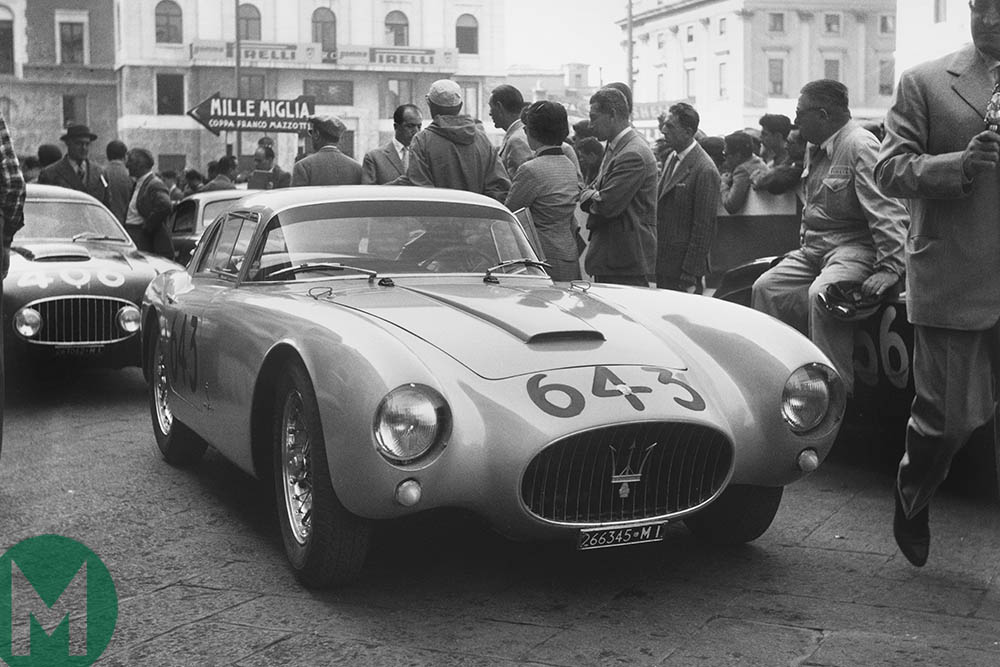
[233,0,241,159]
[626,0,634,94]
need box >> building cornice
[616,0,721,28]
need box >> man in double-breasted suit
[654,103,720,292]
[362,104,422,184]
[292,114,362,187]
[37,123,108,204]
[579,87,657,286]
[875,0,1000,568]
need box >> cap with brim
[309,114,345,138]
[427,79,463,107]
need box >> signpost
[187,92,315,136]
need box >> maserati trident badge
[610,442,658,499]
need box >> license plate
[54,345,104,356]
[577,522,666,551]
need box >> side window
[171,200,196,233]
[194,214,259,277]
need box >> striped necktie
[662,153,679,183]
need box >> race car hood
[5,242,179,298]
[333,282,687,378]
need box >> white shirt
[124,172,150,228]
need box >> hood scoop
[13,243,92,262]
[412,288,605,344]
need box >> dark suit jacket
[582,129,658,279]
[291,146,363,186]
[876,44,1000,330]
[104,160,133,223]
[37,157,108,204]
[655,142,721,285]
[361,142,404,184]
[133,172,174,259]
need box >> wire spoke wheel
[272,359,371,587]
[280,389,313,545]
[147,330,206,466]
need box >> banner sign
[187,92,316,135]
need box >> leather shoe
[893,491,929,567]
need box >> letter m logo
[10,560,87,656]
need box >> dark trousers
[898,322,1000,517]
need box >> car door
[182,211,261,458]
[164,214,255,434]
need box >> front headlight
[13,308,42,338]
[781,363,843,433]
[373,384,450,464]
[117,305,141,333]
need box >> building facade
[620,0,897,140]
[505,62,594,121]
[0,0,118,160]
[895,0,971,77]
[0,0,506,175]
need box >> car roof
[181,189,250,204]
[26,183,105,204]
[232,185,513,218]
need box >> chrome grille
[16,295,136,346]
[521,422,733,523]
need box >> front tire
[272,360,371,588]
[149,332,206,466]
[683,484,783,545]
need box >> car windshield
[202,198,240,225]
[249,200,546,281]
[18,199,130,243]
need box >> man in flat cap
[38,123,108,203]
[291,114,362,186]
[395,79,509,202]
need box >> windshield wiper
[268,262,378,281]
[483,258,551,283]
[72,232,127,243]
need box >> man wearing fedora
[291,114,362,186]
[38,123,108,204]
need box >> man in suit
[37,123,108,204]
[362,104,422,184]
[292,114,362,187]
[200,155,238,191]
[104,139,132,223]
[249,145,291,189]
[752,79,907,399]
[489,84,533,178]
[123,148,173,259]
[579,87,657,286]
[655,102,720,292]
[875,0,1000,567]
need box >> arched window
[456,14,478,55]
[155,0,182,44]
[0,5,13,74]
[238,3,261,41]
[311,7,336,52]
[385,11,408,47]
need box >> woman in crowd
[505,100,582,282]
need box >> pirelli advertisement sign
[190,40,456,71]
